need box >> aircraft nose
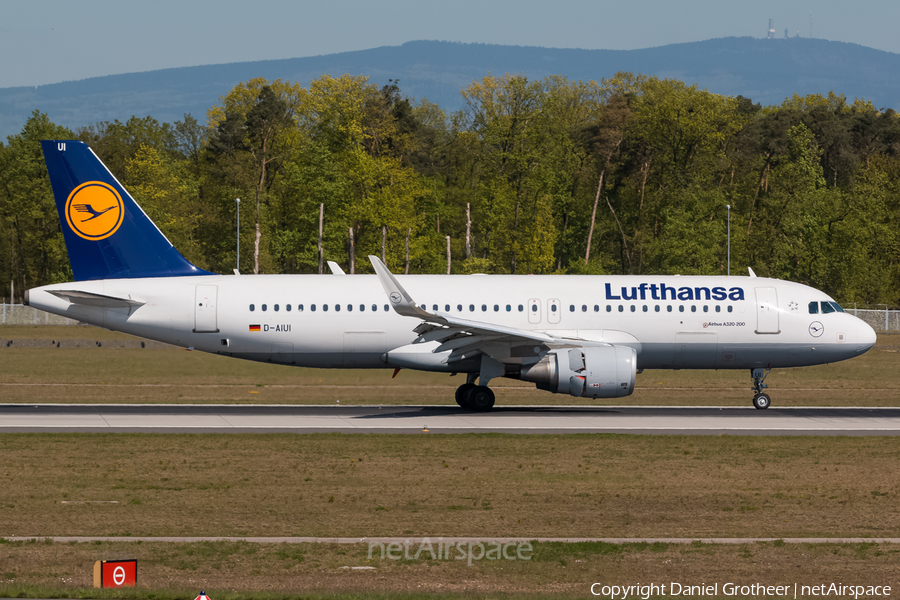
[857,321,877,354]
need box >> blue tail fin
[41,140,213,281]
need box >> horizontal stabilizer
[48,289,145,308]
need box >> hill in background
[2,37,899,140]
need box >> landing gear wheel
[455,383,476,408]
[466,386,496,411]
[752,393,771,410]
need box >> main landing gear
[455,374,496,411]
[751,368,772,410]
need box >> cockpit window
[831,302,845,313]
[821,301,835,314]
[809,302,819,314]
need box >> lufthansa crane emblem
[808,321,824,337]
[64,181,124,241]
[389,292,402,304]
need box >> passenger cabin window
[311,304,316,311]
[262,304,267,312]
[569,305,575,312]
[249,304,255,311]
[518,304,524,312]
[594,305,600,312]
[286,304,291,312]
[323,304,329,312]
[384,304,389,311]
[606,305,612,312]
[482,304,487,312]
[274,304,279,312]
[469,304,475,312]
[445,304,451,312]
[618,305,624,313]
[494,304,499,312]
[458,304,463,312]
[642,305,648,312]
[298,304,304,311]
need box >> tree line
[2,73,899,307]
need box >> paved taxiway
[3,404,900,435]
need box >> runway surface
[3,404,900,435]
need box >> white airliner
[25,141,877,410]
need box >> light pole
[726,204,731,277]
[236,198,240,273]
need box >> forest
[1,72,899,307]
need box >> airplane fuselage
[26,273,875,374]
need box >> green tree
[0,111,74,300]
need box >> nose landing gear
[751,368,772,409]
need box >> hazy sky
[1,0,897,88]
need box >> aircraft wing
[369,256,570,362]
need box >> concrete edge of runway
[2,427,900,436]
[3,536,900,544]
[5,403,900,409]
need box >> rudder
[41,140,213,281]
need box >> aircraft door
[548,299,561,324]
[528,298,541,324]
[271,342,294,364]
[343,331,386,367]
[675,332,718,368]
[193,285,218,333]
[755,287,780,334]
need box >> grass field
[3,325,900,598]
[2,538,900,598]
[2,433,899,539]
[1,326,899,406]
[3,433,900,597]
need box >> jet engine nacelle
[520,345,636,398]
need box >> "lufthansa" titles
[605,283,745,302]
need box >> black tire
[752,393,771,410]
[455,383,476,408]
[467,386,496,411]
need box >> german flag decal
[249,324,261,332]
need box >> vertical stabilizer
[41,140,213,281]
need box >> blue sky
[1,0,897,88]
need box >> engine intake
[520,346,636,398]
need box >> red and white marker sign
[93,559,136,588]
[195,592,211,600]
